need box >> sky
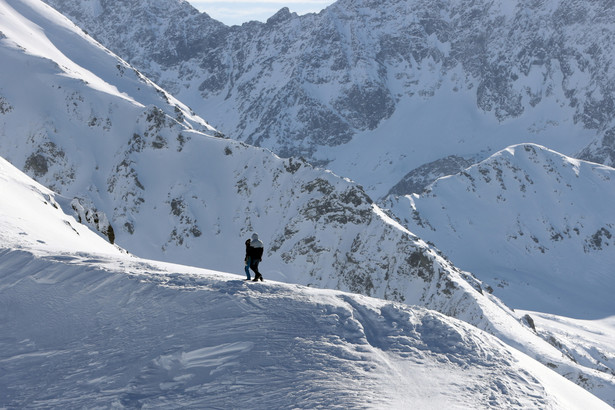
[188,1,335,26]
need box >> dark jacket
[247,244,264,260]
[245,239,251,261]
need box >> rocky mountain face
[579,127,615,167]
[43,0,615,198]
[387,155,475,196]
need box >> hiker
[244,238,252,280]
[246,233,264,282]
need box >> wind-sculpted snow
[0,248,609,408]
[43,0,615,198]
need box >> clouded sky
[188,1,335,26]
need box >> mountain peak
[267,7,295,25]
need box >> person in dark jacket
[246,233,264,281]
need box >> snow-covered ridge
[3,247,609,408]
[388,143,615,317]
[0,161,610,408]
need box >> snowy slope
[386,144,615,402]
[2,0,614,403]
[42,0,615,198]
[3,255,609,409]
[0,0,213,132]
[0,158,610,409]
[387,143,615,318]
[520,310,615,390]
[0,156,122,256]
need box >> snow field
[1,248,608,409]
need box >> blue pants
[244,257,251,279]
